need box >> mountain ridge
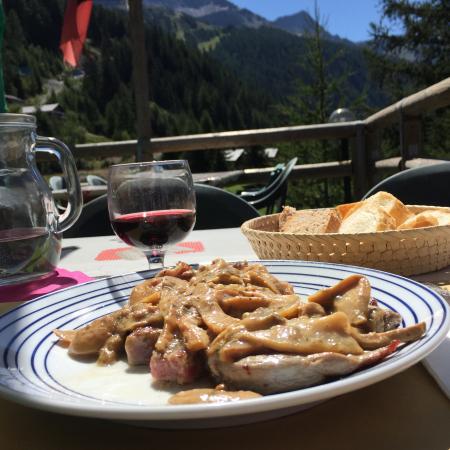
[95,0,352,41]
[94,0,383,108]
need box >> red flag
[60,0,93,67]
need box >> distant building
[5,95,24,104]
[264,148,279,158]
[223,148,245,162]
[20,103,64,117]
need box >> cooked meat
[308,274,363,306]
[125,327,161,365]
[150,332,204,385]
[129,275,188,306]
[53,302,162,360]
[190,283,240,335]
[367,303,402,332]
[98,334,124,365]
[54,259,427,396]
[129,277,164,305]
[191,259,294,295]
[309,275,370,327]
[208,341,400,394]
[208,290,425,393]
[156,261,195,281]
[150,287,209,383]
[209,312,364,364]
[351,322,426,350]
[308,275,403,333]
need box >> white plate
[0,260,448,428]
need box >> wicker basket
[241,205,450,276]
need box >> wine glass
[107,160,196,270]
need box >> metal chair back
[240,157,298,214]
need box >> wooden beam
[50,161,352,200]
[365,77,450,131]
[128,0,152,161]
[74,122,360,158]
[375,157,449,170]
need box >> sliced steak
[125,327,161,365]
[150,333,204,385]
[208,341,400,394]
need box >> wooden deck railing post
[351,124,371,199]
[128,0,152,162]
[365,127,381,186]
[340,138,352,202]
[399,111,423,170]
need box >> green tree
[369,0,449,96]
[368,0,450,159]
[277,2,356,207]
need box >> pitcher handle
[36,136,83,232]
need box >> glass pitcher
[0,114,82,286]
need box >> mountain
[96,1,351,42]
[272,11,342,42]
[142,0,267,28]
[209,26,384,107]
[4,0,272,163]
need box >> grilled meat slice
[150,332,204,385]
[150,287,209,384]
[207,305,426,393]
[208,341,400,394]
[125,326,161,365]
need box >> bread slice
[398,210,450,229]
[339,206,396,233]
[279,208,341,234]
[336,202,361,220]
[363,191,412,227]
[397,213,439,229]
[279,206,297,231]
[423,210,450,226]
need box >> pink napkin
[0,268,93,303]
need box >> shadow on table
[60,246,79,259]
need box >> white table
[59,228,256,278]
[0,228,449,450]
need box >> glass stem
[144,248,166,271]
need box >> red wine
[111,209,196,249]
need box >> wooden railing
[73,78,450,200]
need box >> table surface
[1,228,449,450]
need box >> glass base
[0,269,57,287]
[144,248,166,271]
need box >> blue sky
[231,0,385,42]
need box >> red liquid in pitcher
[111,210,196,249]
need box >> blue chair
[363,162,450,206]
